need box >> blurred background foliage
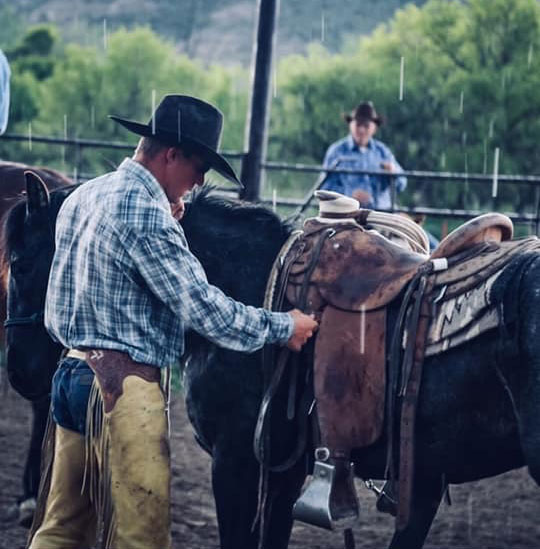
[1,0,540,220]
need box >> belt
[66,349,87,361]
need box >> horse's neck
[189,227,289,307]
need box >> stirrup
[365,479,398,517]
[293,449,359,530]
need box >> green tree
[26,27,249,175]
[270,0,540,210]
[8,25,59,80]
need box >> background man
[29,95,317,549]
[321,101,406,210]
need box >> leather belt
[66,349,87,361]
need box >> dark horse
[0,162,71,526]
[4,175,540,548]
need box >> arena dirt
[1,386,539,549]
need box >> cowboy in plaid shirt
[30,95,317,549]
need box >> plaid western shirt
[45,157,293,367]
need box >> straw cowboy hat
[110,94,241,186]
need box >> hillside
[7,0,427,65]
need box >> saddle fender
[314,304,386,449]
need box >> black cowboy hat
[343,101,383,126]
[110,94,242,187]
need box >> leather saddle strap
[254,347,315,473]
[385,269,424,480]
[396,274,434,531]
[254,228,334,472]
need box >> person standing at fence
[28,94,317,549]
[0,49,10,135]
[321,101,406,210]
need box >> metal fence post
[240,0,279,202]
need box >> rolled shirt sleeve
[321,145,343,193]
[127,225,294,353]
[385,150,407,193]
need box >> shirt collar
[117,157,170,210]
[346,134,374,151]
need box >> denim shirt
[0,50,10,135]
[321,135,406,210]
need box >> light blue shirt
[322,135,406,210]
[45,158,293,367]
[0,50,10,135]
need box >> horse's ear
[24,170,50,216]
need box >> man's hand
[352,189,372,207]
[286,309,318,352]
[380,161,395,172]
[170,198,186,220]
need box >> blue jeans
[51,358,95,434]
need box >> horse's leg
[387,476,444,549]
[515,347,540,485]
[516,257,540,486]
[23,396,50,499]
[212,434,260,549]
[19,395,50,526]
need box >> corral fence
[3,132,540,238]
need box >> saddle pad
[425,271,501,356]
[425,237,540,356]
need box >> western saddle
[255,191,540,537]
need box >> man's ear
[164,147,176,164]
[165,147,184,164]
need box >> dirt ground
[1,384,539,549]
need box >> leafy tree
[270,0,540,211]
[8,25,59,80]
[5,0,540,214]
[24,27,249,174]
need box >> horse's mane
[185,184,294,237]
[0,185,76,291]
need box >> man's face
[349,118,377,147]
[164,148,210,202]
